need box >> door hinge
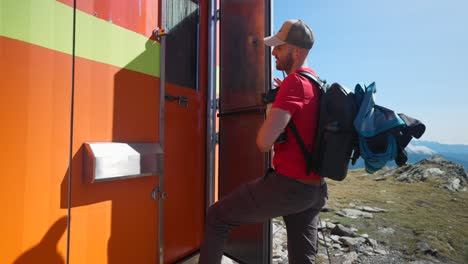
[215,9,221,21]
[215,132,220,145]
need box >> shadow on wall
[60,124,157,263]
[112,38,159,142]
[13,217,67,264]
[112,6,199,141]
[57,36,160,263]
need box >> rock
[318,219,337,230]
[339,236,367,250]
[356,206,388,213]
[395,172,410,182]
[272,222,282,234]
[332,251,358,264]
[272,254,288,264]
[374,248,388,255]
[272,225,287,260]
[377,227,395,234]
[395,157,467,192]
[366,238,378,248]
[361,245,375,254]
[271,216,399,263]
[445,178,461,191]
[330,235,342,244]
[417,242,438,256]
[220,256,235,264]
[408,260,437,264]
[332,243,344,250]
[337,208,374,219]
[331,224,357,237]
[326,221,336,229]
[318,237,333,247]
[383,169,396,178]
[424,168,444,177]
[418,157,467,181]
[318,220,327,230]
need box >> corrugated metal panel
[1,0,209,263]
[0,36,72,264]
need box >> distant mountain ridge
[411,140,468,169]
[350,140,468,170]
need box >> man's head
[264,20,314,73]
[264,19,314,49]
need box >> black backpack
[288,71,360,181]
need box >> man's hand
[273,77,283,88]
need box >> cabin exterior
[1,0,272,263]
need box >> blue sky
[272,0,468,144]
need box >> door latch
[165,94,188,108]
[152,187,167,201]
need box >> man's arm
[256,108,292,152]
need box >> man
[199,19,327,264]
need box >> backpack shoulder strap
[286,71,326,175]
[297,71,327,89]
[288,121,310,158]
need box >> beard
[275,51,294,73]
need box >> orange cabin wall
[0,37,72,264]
[0,0,208,263]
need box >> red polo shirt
[272,68,321,180]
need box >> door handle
[165,94,188,108]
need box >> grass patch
[323,169,468,263]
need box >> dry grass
[320,168,468,263]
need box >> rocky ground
[271,156,467,264]
[186,156,467,264]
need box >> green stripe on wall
[0,0,159,77]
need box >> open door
[218,0,272,263]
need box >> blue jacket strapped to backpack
[353,83,425,173]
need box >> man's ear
[295,46,306,60]
[291,46,299,60]
[296,47,308,61]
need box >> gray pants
[199,170,327,264]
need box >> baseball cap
[264,19,314,49]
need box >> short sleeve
[272,74,305,115]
